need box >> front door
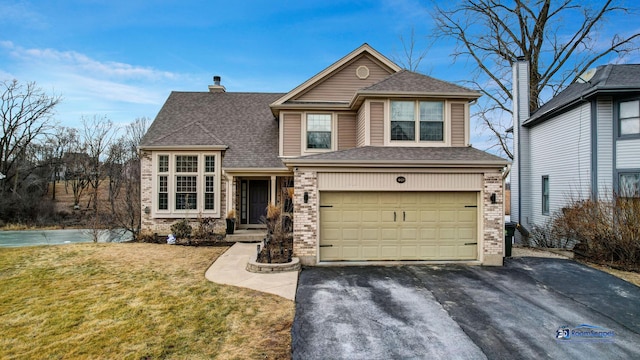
[248,180,269,224]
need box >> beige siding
[317,172,483,191]
[338,113,357,150]
[282,113,301,156]
[451,103,466,146]
[356,104,366,147]
[296,55,395,102]
[370,102,384,145]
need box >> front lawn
[0,243,294,359]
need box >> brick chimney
[208,75,226,93]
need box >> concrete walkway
[205,242,299,301]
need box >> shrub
[193,213,217,239]
[170,219,192,239]
[553,195,640,269]
[137,230,159,243]
[258,204,293,264]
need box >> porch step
[225,229,266,243]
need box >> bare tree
[431,0,640,158]
[0,80,61,194]
[107,117,148,240]
[43,126,77,200]
[80,115,115,212]
[394,27,431,72]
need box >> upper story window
[391,100,444,142]
[307,114,332,149]
[619,100,640,136]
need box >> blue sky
[1,0,639,153]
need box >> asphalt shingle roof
[525,64,640,126]
[361,70,480,96]
[140,91,287,169]
[288,146,508,165]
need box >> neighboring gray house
[140,44,510,266]
[511,59,640,232]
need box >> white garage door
[319,191,478,261]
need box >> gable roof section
[140,91,287,169]
[270,43,401,110]
[283,146,508,167]
[350,70,481,108]
[359,70,481,96]
[524,64,640,126]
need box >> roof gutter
[137,145,228,151]
[525,85,640,127]
[283,159,509,168]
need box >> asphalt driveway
[292,257,640,359]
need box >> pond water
[0,229,132,248]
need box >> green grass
[0,243,294,359]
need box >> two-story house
[139,44,509,266]
[511,59,640,237]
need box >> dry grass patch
[582,262,640,288]
[0,243,294,359]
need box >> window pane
[420,101,443,122]
[391,101,414,121]
[205,176,215,192]
[307,114,331,131]
[176,176,197,192]
[158,193,168,210]
[158,155,169,173]
[620,173,640,197]
[176,155,198,172]
[542,176,549,214]
[620,118,640,135]
[158,175,168,210]
[420,122,443,141]
[620,101,639,118]
[159,175,168,192]
[307,131,331,148]
[391,121,415,141]
[205,176,215,210]
[176,193,197,210]
[205,155,215,173]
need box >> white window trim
[302,112,337,155]
[151,152,222,218]
[384,99,451,147]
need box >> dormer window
[390,100,444,142]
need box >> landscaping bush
[192,213,217,239]
[170,219,192,239]
[553,195,640,270]
[257,204,293,264]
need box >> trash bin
[504,221,517,257]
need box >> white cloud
[2,41,178,81]
[0,41,195,127]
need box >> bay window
[154,153,220,216]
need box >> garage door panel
[319,191,478,261]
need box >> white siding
[529,103,591,226]
[511,60,530,231]
[616,139,640,169]
[596,97,613,197]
